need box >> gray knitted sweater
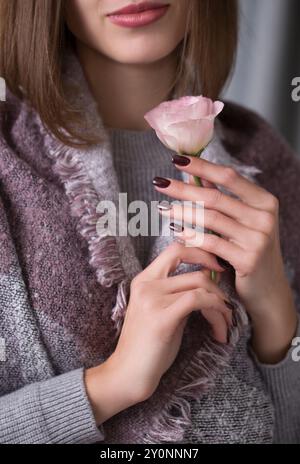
[0,46,300,444]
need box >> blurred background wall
[224,0,300,155]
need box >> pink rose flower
[145,96,224,283]
[144,96,224,155]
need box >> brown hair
[0,0,238,147]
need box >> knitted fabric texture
[0,44,299,443]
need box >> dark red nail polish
[157,201,173,212]
[169,222,184,233]
[172,155,191,167]
[152,177,171,189]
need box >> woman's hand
[85,241,232,426]
[155,154,298,364]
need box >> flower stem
[193,175,203,187]
[193,174,217,282]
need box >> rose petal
[155,128,180,152]
[213,101,225,116]
[144,96,224,154]
[166,119,214,154]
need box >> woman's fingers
[200,308,228,344]
[140,241,224,281]
[153,177,260,226]
[188,174,216,189]
[168,290,232,327]
[166,289,230,343]
[172,155,277,212]
[148,291,232,332]
[158,203,252,246]
[170,224,244,272]
[154,176,278,235]
[156,271,228,301]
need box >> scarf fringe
[42,127,126,289]
[141,299,246,444]
[111,278,131,336]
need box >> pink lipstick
[107,2,170,28]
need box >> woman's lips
[107,5,170,28]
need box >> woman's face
[65,0,190,64]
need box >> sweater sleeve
[0,368,105,444]
[250,315,300,444]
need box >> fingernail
[157,201,173,212]
[170,222,184,233]
[224,300,235,311]
[172,155,191,167]
[217,257,232,270]
[152,177,171,189]
[227,332,231,344]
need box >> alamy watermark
[291,77,300,102]
[95,195,205,247]
[292,337,300,362]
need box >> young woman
[0,0,299,444]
